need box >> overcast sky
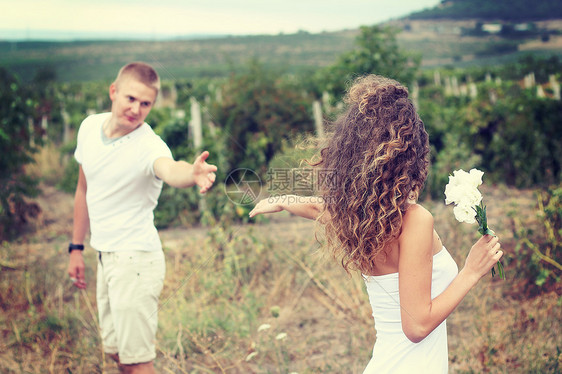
[3,0,441,40]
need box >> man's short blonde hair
[114,62,160,93]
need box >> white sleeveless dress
[362,247,458,374]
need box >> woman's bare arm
[398,204,502,343]
[249,195,329,222]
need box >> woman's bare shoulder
[404,203,433,224]
[399,203,435,253]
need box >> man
[67,62,217,373]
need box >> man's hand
[68,251,86,289]
[192,151,217,194]
[154,152,217,191]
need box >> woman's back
[366,203,444,277]
[363,247,458,373]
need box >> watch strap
[68,243,85,253]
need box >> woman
[249,75,503,373]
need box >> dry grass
[0,177,560,373]
[25,143,70,185]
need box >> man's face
[109,77,157,133]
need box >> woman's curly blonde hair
[313,75,430,275]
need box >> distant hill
[409,0,562,21]
[0,31,359,83]
[2,1,562,83]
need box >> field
[2,19,562,83]
[0,32,357,83]
[0,155,560,373]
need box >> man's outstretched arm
[154,151,217,193]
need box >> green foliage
[409,0,562,21]
[174,77,225,104]
[475,88,562,187]
[422,134,482,200]
[154,186,200,228]
[30,67,68,144]
[11,49,561,233]
[511,185,562,293]
[316,25,420,100]
[417,60,562,197]
[0,68,40,241]
[209,60,314,177]
[56,141,79,194]
[154,182,238,229]
[500,54,562,83]
[418,86,482,198]
[152,104,234,228]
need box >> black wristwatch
[68,243,85,253]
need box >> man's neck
[103,115,140,139]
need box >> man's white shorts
[96,250,165,365]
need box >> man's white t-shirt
[74,112,173,252]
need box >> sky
[2,0,442,40]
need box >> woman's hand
[250,195,325,220]
[249,197,284,218]
[463,234,503,281]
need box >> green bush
[423,134,482,200]
[511,184,562,294]
[0,68,40,241]
[473,87,562,187]
[209,60,314,178]
[417,75,562,193]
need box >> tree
[315,25,420,99]
[210,60,314,177]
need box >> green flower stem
[474,202,505,280]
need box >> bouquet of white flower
[445,168,505,279]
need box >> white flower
[446,184,482,207]
[453,204,477,224]
[275,332,287,340]
[444,168,503,279]
[257,324,271,332]
[449,168,483,189]
[444,168,484,225]
[245,351,258,362]
[467,168,484,186]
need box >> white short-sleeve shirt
[74,112,173,252]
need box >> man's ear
[109,82,117,101]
